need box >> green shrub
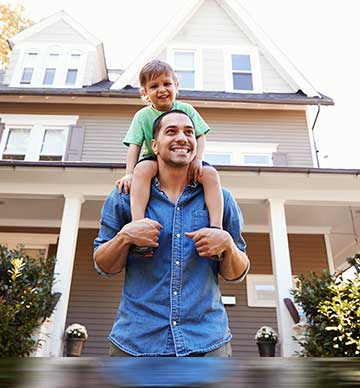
[0,244,58,357]
[292,268,360,357]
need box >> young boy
[117,60,223,256]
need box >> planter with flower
[255,326,278,357]
[64,323,88,357]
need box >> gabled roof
[111,0,320,98]
[8,10,102,48]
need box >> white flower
[255,326,278,343]
[65,323,88,340]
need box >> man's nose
[175,130,187,142]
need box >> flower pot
[256,341,276,357]
[66,338,86,357]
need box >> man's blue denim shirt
[94,180,248,356]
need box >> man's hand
[185,227,231,259]
[188,157,203,182]
[120,218,162,249]
[115,174,133,194]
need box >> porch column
[267,198,296,356]
[49,194,84,357]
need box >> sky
[9,0,360,169]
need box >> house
[0,0,359,357]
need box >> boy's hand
[188,157,203,182]
[115,174,133,194]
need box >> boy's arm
[126,144,141,175]
[116,144,141,194]
[195,134,206,161]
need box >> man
[94,110,250,357]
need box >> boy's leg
[198,166,223,229]
[131,160,158,221]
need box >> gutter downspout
[311,104,321,167]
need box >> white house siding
[170,0,293,93]
[3,49,20,85]
[78,106,138,163]
[28,19,90,45]
[201,107,314,167]
[202,48,225,91]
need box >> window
[0,233,59,259]
[174,51,195,89]
[204,142,278,166]
[0,115,78,162]
[225,49,262,93]
[65,69,78,85]
[65,53,81,86]
[42,53,59,85]
[232,54,253,91]
[2,128,31,160]
[20,52,38,84]
[40,129,67,161]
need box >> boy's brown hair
[139,60,178,88]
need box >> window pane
[40,129,66,156]
[65,69,77,85]
[205,153,232,165]
[232,54,251,71]
[43,68,56,85]
[3,128,30,156]
[233,73,253,90]
[174,52,194,69]
[176,71,194,89]
[244,154,270,165]
[20,68,33,84]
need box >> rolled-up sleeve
[93,188,129,276]
[222,189,250,282]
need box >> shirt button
[176,233,180,238]
[177,207,180,211]
[173,291,178,296]
[175,260,180,265]
[172,321,177,326]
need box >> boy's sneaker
[130,246,155,258]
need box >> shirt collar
[153,176,198,191]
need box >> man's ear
[151,139,158,155]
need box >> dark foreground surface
[0,358,359,388]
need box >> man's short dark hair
[152,110,195,139]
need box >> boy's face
[141,72,179,112]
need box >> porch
[1,162,359,356]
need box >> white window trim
[10,42,90,88]
[0,114,78,161]
[224,47,263,93]
[247,274,298,308]
[167,46,203,90]
[205,142,278,166]
[0,233,59,258]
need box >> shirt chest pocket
[191,210,210,231]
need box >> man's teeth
[173,148,189,153]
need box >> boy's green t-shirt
[123,101,210,157]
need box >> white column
[49,194,84,357]
[324,234,335,274]
[267,198,296,356]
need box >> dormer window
[20,52,38,84]
[65,52,81,86]
[225,48,262,93]
[42,53,59,85]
